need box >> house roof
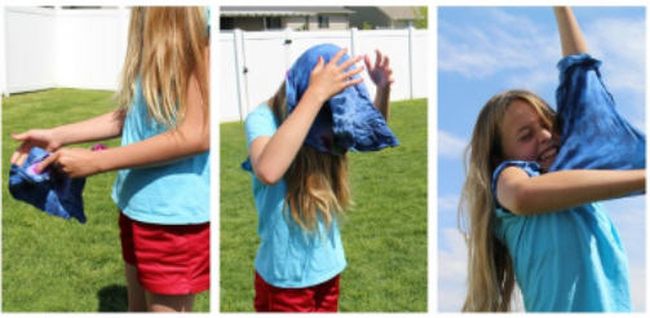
[221,6,354,17]
[377,7,418,20]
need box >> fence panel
[219,27,427,123]
[5,10,428,121]
[55,9,128,91]
[5,7,57,93]
[4,7,127,95]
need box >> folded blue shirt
[285,43,399,154]
[8,147,87,223]
[550,54,645,172]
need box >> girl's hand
[37,147,101,178]
[364,50,394,89]
[10,129,62,166]
[305,48,365,104]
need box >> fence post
[233,28,248,121]
[408,25,415,100]
[350,27,359,57]
[283,27,293,70]
[0,6,7,97]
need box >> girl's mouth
[538,146,557,162]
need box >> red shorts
[119,212,210,295]
[254,272,340,312]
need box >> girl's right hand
[304,48,365,104]
[10,129,62,165]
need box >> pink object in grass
[91,143,108,151]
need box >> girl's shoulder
[245,103,273,123]
[491,160,541,194]
[244,103,277,147]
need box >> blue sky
[437,7,646,311]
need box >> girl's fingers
[343,77,364,89]
[37,152,59,173]
[381,54,390,68]
[10,151,18,164]
[11,151,27,166]
[11,142,31,165]
[375,50,382,69]
[11,132,28,141]
[312,56,325,72]
[329,48,348,66]
[10,151,23,165]
[337,55,362,72]
[363,54,373,72]
[342,65,365,79]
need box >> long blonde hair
[269,83,351,231]
[459,90,555,311]
[116,7,209,126]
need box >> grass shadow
[97,284,128,312]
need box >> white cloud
[438,130,467,160]
[603,197,646,311]
[438,194,460,213]
[630,262,646,311]
[439,9,558,90]
[584,17,646,127]
[586,18,645,93]
[439,9,645,112]
[438,228,468,312]
[438,227,526,312]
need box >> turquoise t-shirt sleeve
[245,104,277,148]
[491,160,541,210]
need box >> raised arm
[554,6,588,56]
[497,167,645,215]
[364,50,394,120]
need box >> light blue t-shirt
[244,104,346,288]
[111,80,210,225]
[492,160,631,312]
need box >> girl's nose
[539,128,552,142]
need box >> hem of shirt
[112,195,210,225]
[254,261,347,289]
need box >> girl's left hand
[364,50,394,89]
[37,147,101,178]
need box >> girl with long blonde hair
[11,7,209,312]
[460,7,645,312]
[244,44,395,312]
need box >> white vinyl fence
[219,27,428,122]
[2,7,129,95]
[2,7,428,123]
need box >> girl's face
[499,100,558,171]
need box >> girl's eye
[518,133,532,142]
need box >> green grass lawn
[2,89,209,312]
[220,99,428,312]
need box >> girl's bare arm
[250,49,364,185]
[364,50,393,120]
[11,109,125,165]
[497,167,645,215]
[554,6,588,56]
[39,69,209,177]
